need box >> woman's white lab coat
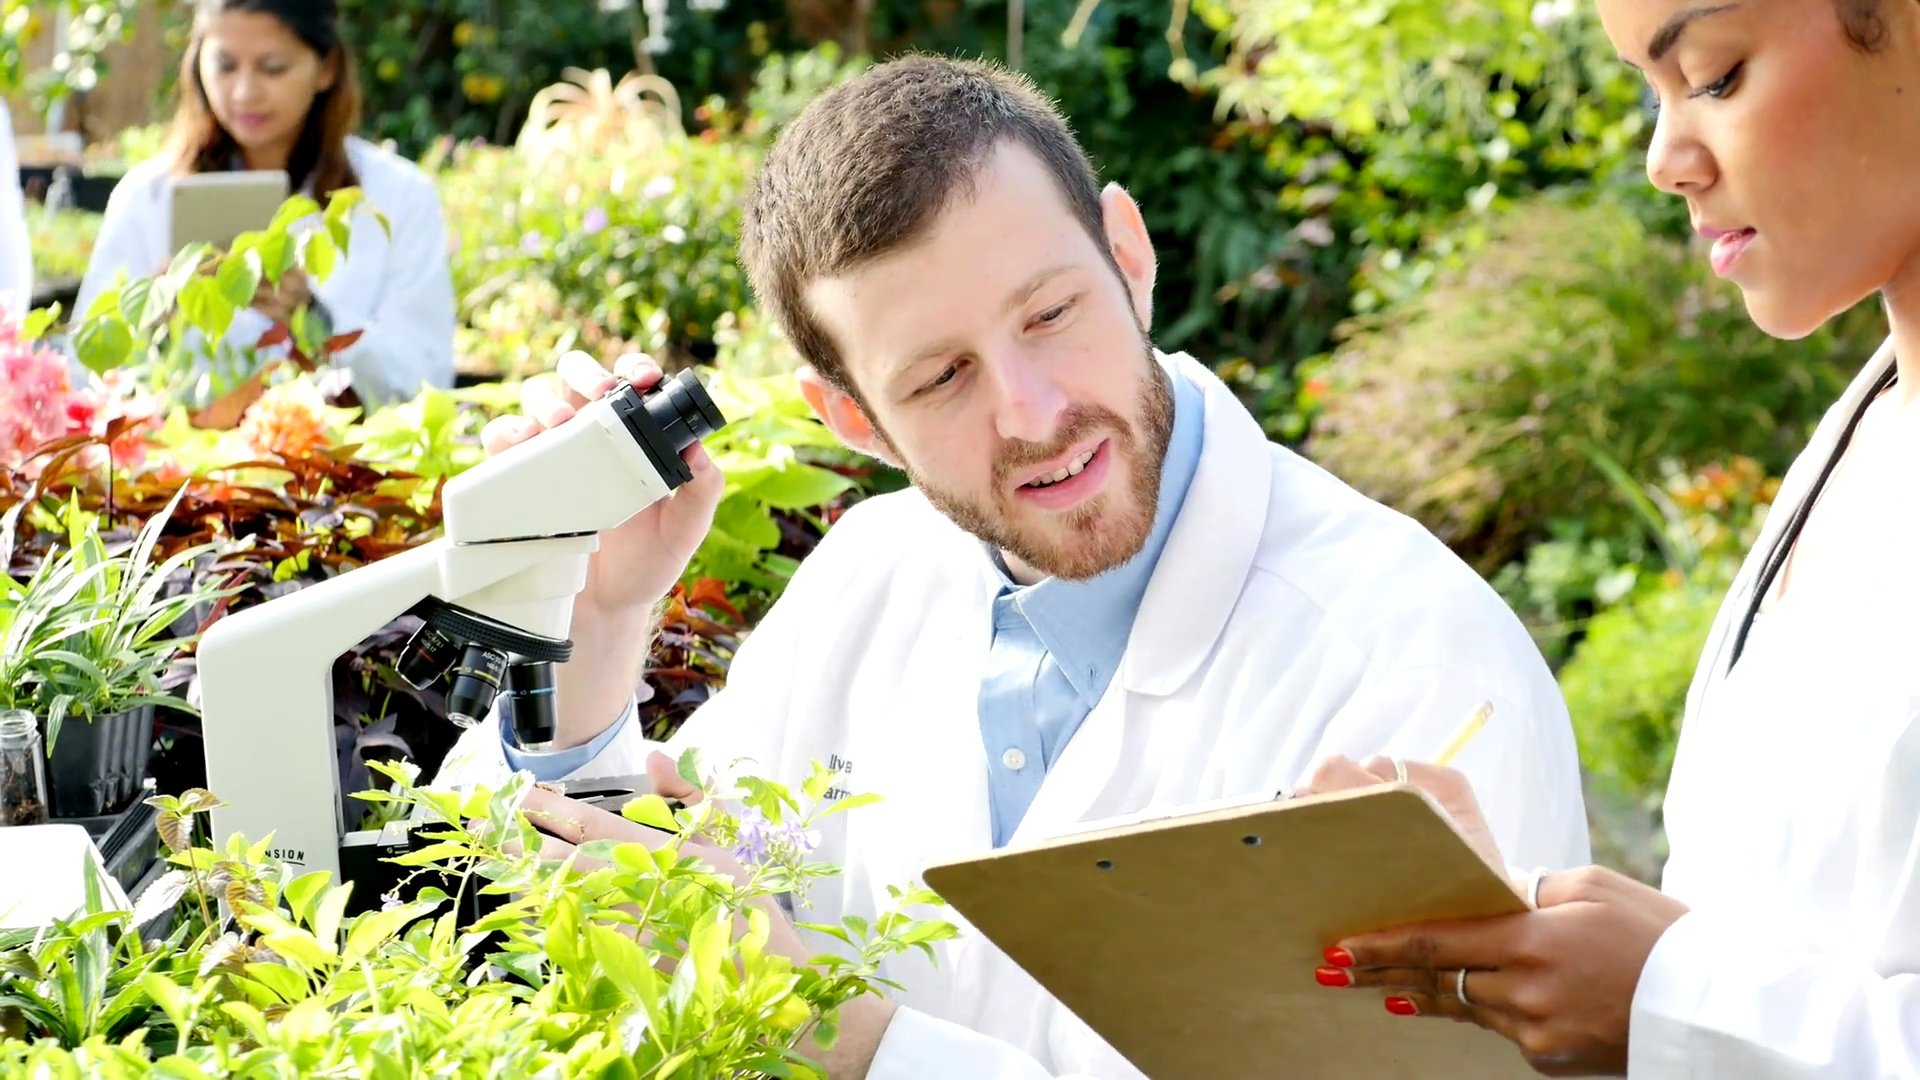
[1628,340,1920,1077]
[439,352,1593,1078]
[74,135,454,408]
[0,100,31,313]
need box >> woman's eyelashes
[1690,61,1745,100]
[1644,60,1745,117]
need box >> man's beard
[908,337,1176,582]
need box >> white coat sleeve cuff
[869,1006,1069,1080]
[1628,911,1705,1077]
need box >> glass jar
[0,710,49,827]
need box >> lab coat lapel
[1009,354,1274,842]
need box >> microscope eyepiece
[610,370,729,490]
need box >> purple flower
[732,806,818,867]
[520,230,544,255]
[582,207,609,235]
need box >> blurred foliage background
[14,0,1888,873]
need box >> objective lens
[445,645,508,729]
[396,624,460,690]
[504,660,558,751]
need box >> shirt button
[1002,747,1028,771]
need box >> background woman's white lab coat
[1628,341,1920,1077]
[0,100,32,313]
[440,352,1594,1078]
[74,134,454,408]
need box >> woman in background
[1304,0,1920,1075]
[1,99,31,313]
[77,0,454,410]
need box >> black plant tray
[56,778,161,898]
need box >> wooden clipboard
[921,784,1538,1079]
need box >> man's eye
[1034,300,1073,328]
[927,364,960,391]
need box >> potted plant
[0,486,233,818]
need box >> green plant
[432,133,755,372]
[1306,195,1881,573]
[68,188,374,411]
[0,758,958,1077]
[27,208,103,286]
[0,484,232,751]
[1558,574,1726,813]
[0,0,140,106]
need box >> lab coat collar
[1119,351,1273,696]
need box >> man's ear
[1101,182,1156,331]
[797,365,894,464]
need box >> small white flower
[643,175,676,200]
[642,33,671,55]
[662,224,687,243]
[689,0,726,11]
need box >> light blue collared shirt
[976,360,1205,846]
[500,696,634,780]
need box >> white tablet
[170,169,290,251]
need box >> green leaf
[815,792,885,819]
[311,883,351,951]
[21,305,57,339]
[72,316,134,375]
[177,277,236,340]
[675,747,704,791]
[342,899,440,964]
[216,250,263,309]
[269,194,323,232]
[240,961,306,1004]
[742,464,853,512]
[301,228,338,283]
[622,794,681,833]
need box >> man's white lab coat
[1630,340,1920,1078]
[440,351,1592,1078]
[0,100,32,314]
[75,135,454,407]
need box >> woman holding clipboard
[76,0,454,412]
[1304,0,1920,1075]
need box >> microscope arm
[197,534,595,881]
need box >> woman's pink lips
[1704,227,1757,277]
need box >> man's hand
[1296,755,1505,874]
[482,351,723,620]
[1317,867,1688,1077]
[481,351,725,748]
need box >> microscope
[195,371,727,897]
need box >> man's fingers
[646,751,704,805]
[556,349,619,407]
[520,376,576,430]
[480,415,539,455]
[611,352,663,389]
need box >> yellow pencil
[1432,701,1495,767]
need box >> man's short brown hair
[739,54,1110,399]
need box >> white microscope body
[196,372,725,886]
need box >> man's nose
[984,348,1067,445]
